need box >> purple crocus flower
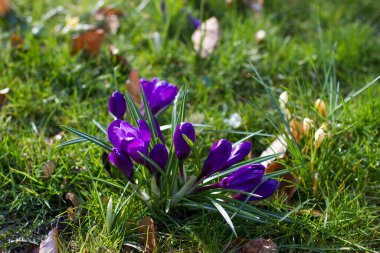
[187,13,201,29]
[107,119,151,164]
[108,91,126,120]
[222,164,278,201]
[109,148,134,180]
[199,164,279,201]
[140,77,178,116]
[199,139,232,179]
[148,143,168,173]
[223,142,252,170]
[173,122,196,160]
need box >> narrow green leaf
[92,119,107,135]
[60,125,112,151]
[210,199,237,237]
[125,92,143,125]
[140,85,159,145]
[56,137,88,148]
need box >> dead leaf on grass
[43,160,56,178]
[138,217,157,253]
[0,87,9,110]
[39,227,63,253]
[65,192,80,207]
[241,238,277,253]
[0,0,10,17]
[126,69,141,107]
[71,29,105,56]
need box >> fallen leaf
[260,134,287,168]
[67,207,77,222]
[191,17,221,58]
[0,0,10,17]
[126,69,141,107]
[109,44,131,74]
[241,239,277,253]
[298,209,322,217]
[138,217,157,253]
[94,6,123,35]
[43,160,56,178]
[65,192,80,207]
[39,227,63,253]
[0,87,9,110]
[71,29,105,56]
[224,238,249,253]
[11,33,23,49]
[265,161,297,200]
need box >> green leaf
[56,137,88,148]
[92,119,107,135]
[125,91,143,125]
[140,84,159,145]
[210,199,237,237]
[60,125,112,151]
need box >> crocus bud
[187,13,201,29]
[223,141,252,170]
[109,149,134,180]
[303,118,314,136]
[173,122,196,160]
[216,164,279,201]
[199,139,232,178]
[148,143,168,173]
[108,91,126,120]
[279,91,288,105]
[255,29,266,44]
[218,164,265,192]
[314,98,327,117]
[320,122,329,132]
[313,128,325,148]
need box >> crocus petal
[109,148,134,180]
[120,138,148,164]
[108,91,126,120]
[137,119,151,145]
[200,139,232,178]
[148,143,168,173]
[187,13,201,29]
[173,122,195,160]
[107,120,123,147]
[233,179,279,201]
[218,164,265,192]
[223,142,252,169]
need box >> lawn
[0,0,379,252]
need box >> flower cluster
[107,78,279,202]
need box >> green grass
[1,0,379,252]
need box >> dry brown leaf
[65,192,80,207]
[94,6,123,35]
[138,217,157,253]
[242,239,277,253]
[71,29,105,56]
[298,209,322,217]
[11,33,24,49]
[0,0,10,17]
[191,17,221,58]
[43,161,56,178]
[0,87,9,110]
[67,207,77,222]
[126,69,141,107]
[39,227,62,253]
[266,161,297,201]
[109,44,131,74]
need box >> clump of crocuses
[106,78,279,206]
[62,77,281,228]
